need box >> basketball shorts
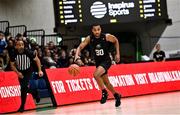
[95,59,111,75]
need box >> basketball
[68,64,80,76]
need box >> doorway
[114,32,141,63]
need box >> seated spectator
[37,47,43,61]
[15,33,24,41]
[48,41,55,54]
[76,58,84,66]
[0,31,7,71]
[53,46,60,55]
[69,56,74,66]
[8,37,15,44]
[43,49,57,68]
[83,50,95,66]
[53,54,61,68]
[5,39,15,71]
[153,44,166,62]
[69,48,76,58]
[0,55,4,71]
[0,31,7,54]
[32,47,43,72]
[6,39,15,54]
[59,50,69,67]
[43,46,49,53]
[29,39,37,50]
[30,40,39,51]
[68,56,85,67]
[5,32,13,41]
[69,48,84,66]
[0,50,9,71]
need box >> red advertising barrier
[46,61,180,106]
[1,61,180,113]
[0,72,36,114]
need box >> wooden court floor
[10,91,180,115]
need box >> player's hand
[17,72,24,79]
[38,70,43,77]
[74,55,81,63]
[115,54,120,63]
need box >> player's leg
[102,74,121,107]
[93,66,108,104]
[93,66,106,90]
[101,74,115,94]
[28,86,40,103]
[18,77,29,112]
[18,72,40,112]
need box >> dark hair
[0,31,4,35]
[91,24,101,29]
[15,39,24,45]
[15,33,23,39]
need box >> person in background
[69,48,77,58]
[48,41,55,54]
[0,31,7,55]
[83,50,95,66]
[43,49,57,68]
[53,54,61,68]
[153,44,166,62]
[37,47,43,62]
[0,50,9,71]
[0,31,7,71]
[10,40,43,112]
[68,56,74,66]
[69,48,84,66]
[59,50,69,68]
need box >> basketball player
[10,40,43,112]
[75,24,121,107]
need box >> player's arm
[10,53,23,78]
[10,61,23,78]
[10,61,19,74]
[75,36,90,61]
[106,34,120,63]
[33,51,43,77]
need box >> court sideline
[9,91,180,115]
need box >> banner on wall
[46,61,180,106]
[1,61,180,113]
[0,72,36,114]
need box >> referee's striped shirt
[10,49,36,71]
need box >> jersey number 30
[95,49,104,56]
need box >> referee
[10,40,43,112]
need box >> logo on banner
[90,1,107,19]
[90,1,135,18]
